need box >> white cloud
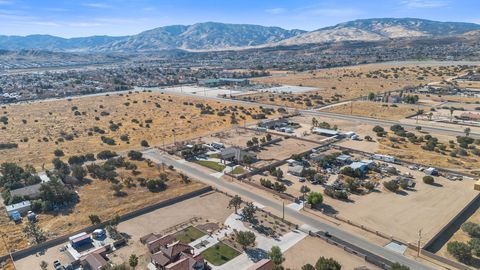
[82,3,112,9]
[0,0,13,5]
[265,8,286,15]
[401,0,450,8]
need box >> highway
[158,89,480,138]
[142,149,434,270]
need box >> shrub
[307,192,323,207]
[383,180,399,192]
[447,241,472,264]
[461,222,480,238]
[422,176,434,185]
[128,151,143,161]
[53,149,64,157]
[140,140,149,147]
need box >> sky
[0,0,479,38]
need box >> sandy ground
[283,236,381,270]
[328,165,478,244]
[0,91,273,169]
[324,101,421,121]
[250,63,477,108]
[201,128,279,149]
[254,138,321,161]
[14,191,233,270]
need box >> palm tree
[300,185,310,201]
[129,254,138,270]
[465,127,471,137]
[228,195,243,214]
[449,107,455,122]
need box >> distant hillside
[278,18,480,45]
[0,18,479,52]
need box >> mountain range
[0,18,479,52]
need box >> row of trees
[447,222,480,264]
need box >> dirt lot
[254,138,321,161]
[14,191,232,270]
[283,236,381,270]
[323,101,421,120]
[0,159,206,257]
[0,91,273,169]
[249,63,476,108]
[202,128,280,149]
[327,165,478,244]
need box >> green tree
[127,150,143,160]
[461,222,480,238]
[129,254,138,269]
[465,127,471,137]
[469,238,480,256]
[89,214,101,225]
[368,92,375,101]
[302,264,315,270]
[300,185,311,200]
[447,241,472,264]
[307,192,323,207]
[269,246,285,269]
[23,222,46,244]
[241,202,257,223]
[315,257,341,270]
[423,176,434,185]
[140,140,149,147]
[71,165,87,181]
[390,262,410,270]
[228,195,243,214]
[40,261,48,270]
[235,230,256,249]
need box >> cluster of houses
[141,233,209,270]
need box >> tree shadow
[245,248,268,262]
[395,190,408,196]
[431,182,443,187]
[319,204,338,215]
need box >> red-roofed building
[247,259,273,270]
[150,239,209,270]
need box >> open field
[202,128,280,149]
[377,134,480,174]
[0,91,274,169]
[254,138,322,161]
[323,101,420,120]
[249,63,477,108]
[14,191,234,270]
[283,236,381,269]
[0,159,206,257]
[417,93,480,104]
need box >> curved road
[143,149,434,270]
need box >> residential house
[6,200,31,218]
[10,183,42,199]
[220,147,256,164]
[247,259,273,270]
[288,165,304,176]
[258,118,288,129]
[150,241,209,270]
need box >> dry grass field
[323,101,420,120]
[417,93,480,103]
[0,159,206,256]
[0,91,274,169]
[378,136,480,174]
[249,63,476,108]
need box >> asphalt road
[159,89,480,138]
[142,149,434,270]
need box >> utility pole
[282,201,285,221]
[350,101,353,115]
[417,229,422,257]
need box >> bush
[461,222,480,238]
[383,180,399,192]
[447,241,472,264]
[422,176,434,185]
[140,140,149,147]
[54,149,64,157]
[315,257,341,270]
[97,150,117,160]
[127,151,143,161]
[307,192,323,207]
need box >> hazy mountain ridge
[0,18,478,52]
[278,18,480,45]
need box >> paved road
[142,149,434,270]
[159,89,480,138]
